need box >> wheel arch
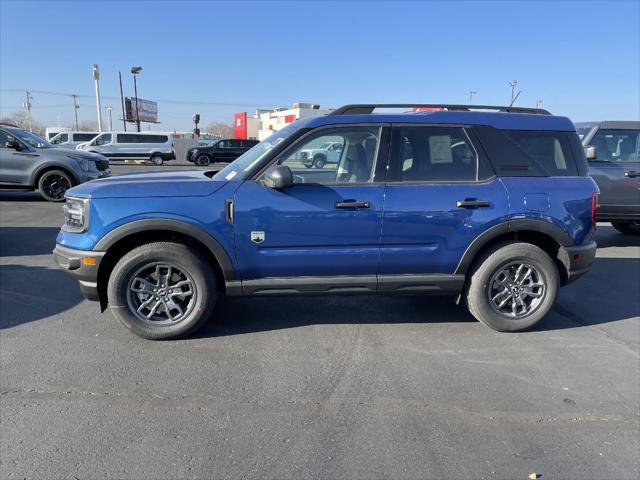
[455,219,574,284]
[33,163,80,187]
[95,219,235,310]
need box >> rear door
[378,125,509,291]
[233,125,389,291]
[587,128,640,218]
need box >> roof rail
[330,104,552,115]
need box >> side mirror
[263,165,293,189]
[585,145,597,160]
[6,140,22,151]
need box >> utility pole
[469,90,477,105]
[118,71,127,132]
[536,99,543,110]
[508,80,521,106]
[23,91,33,132]
[131,66,143,132]
[105,105,113,131]
[72,94,79,130]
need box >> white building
[234,103,332,141]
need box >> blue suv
[53,104,599,339]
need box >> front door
[378,125,509,290]
[233,125,388,293]
[587,128,640,219]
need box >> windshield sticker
[429,135,453,164]
[225,171,238,180]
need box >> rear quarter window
[475,127,580,176]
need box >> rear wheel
[464,242,559,332]
[151,155,164,166]
[611,221,640,235]
[38,170,73,202]
[107,242,217,340]
[196,154,210,166]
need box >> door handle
[456,199,491,208]
[625,171,640,178]
[335,200,370,209]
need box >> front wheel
[150,155,164,166]
[107,242,217,339]
[196,154,211,166]
[464,242,559,332]
[611,221,640,235]
[38,170,73,202]
[313,154,326,169]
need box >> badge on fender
[250,231,265,244]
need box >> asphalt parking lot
[1,164,639,479]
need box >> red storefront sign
[234,112,247,139]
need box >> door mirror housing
[263,165,293,189]
[585,145,597,160]
[6,139,22,151]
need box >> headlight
[191,149,198,155]
[68,155,90,171]
[62,196,89,233]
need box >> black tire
[107,242,217,340]
[464,242,559,332]
[37,169,74,202]
[151,155,164,166]
[611,221,640,235]
[303,163,312,169]
[313,154,326,169]
[196,154,210,166]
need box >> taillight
[591,192,599,226]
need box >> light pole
[469,90,477,105]
[105,105,113,131]
[72,94,79,130]
[536,99,543,110]
[508,80,521,106]
[93,64,103,132]
[131,66,142,132]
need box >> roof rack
[330,104,551,115]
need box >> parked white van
[77,132,176,165]
[50,131,100,149]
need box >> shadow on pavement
[593,225,640,248]
[0,191,44,202]
[0,264,83,329]
[0,227,61,257]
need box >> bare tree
[76,120,99,132]
[0,111,45,136]
[205,122,234,138]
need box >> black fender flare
[93,218,236,281]
[32,163,81,187]
[455,219,573,275]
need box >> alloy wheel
[487,262,546,318]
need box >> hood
[48,147,107,161]
[67,169,227,199]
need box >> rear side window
[475,127,579,176]
[117,134,139,143]
[73,133,97,142]
[589,129,639,162]
[389,126,480,182]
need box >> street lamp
[93,64,103,132]
[469,90,477,105]
[105,105,113,132]
[131,66,143,132]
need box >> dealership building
[234,103,332,141]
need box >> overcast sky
[1,0,638,131]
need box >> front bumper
[558,241,597,284]
[53,244,105,301]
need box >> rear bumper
[558,241,597,284]
[53,244,104,301]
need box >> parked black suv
[577,121,640,234]
[186,138,259,166]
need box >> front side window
[51,133,69,144]
[10,129,51,149]
[589,129,639,162]
[390,126,477,182]
[0,129,17,148]
[93,133,111,146]
[275,126,381,184]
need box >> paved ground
[1,166,639,479]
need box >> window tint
[390,126,477,182]
[216,140,230,149]
[94,133,111,146]
[276,127,381,184]
[475,127,579,176]
[589,129,639,162]
[73,133,98,142]
[51,133,68,144]
[0,129,16,148]
[117,134,139,143]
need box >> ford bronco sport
[54,104,599,339]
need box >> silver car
[0,124,110,201]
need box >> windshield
[12,129,52,149]
[213,124,300,181]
